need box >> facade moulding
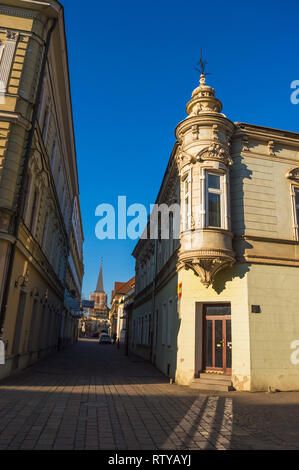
[16,234,64,299]
[234,124,299,147]
[178,251,235,287]
[0,27,46,45]
[230,148,299,166]
[0,111,31,130]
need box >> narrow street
[0,340,298,450]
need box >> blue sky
[61,0,299,304]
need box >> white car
[99,333,112,344]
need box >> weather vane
[195,49,211,78]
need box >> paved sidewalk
[0,338,298,450]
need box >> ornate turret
[176,64,235,287]
[186,73,222,116]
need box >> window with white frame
[205,171,224,228]
[183,171,191,230]
[293,186,299,239]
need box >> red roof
[111,276,135,299]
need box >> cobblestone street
[0,339,298,450]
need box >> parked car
[99,334,112,344]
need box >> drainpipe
[0,19,57,340]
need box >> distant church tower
[89,261,108,318]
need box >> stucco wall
[177,264,251,389]
[248,264,299,391]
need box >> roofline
[235,122,299,141]
[132,141,179,258]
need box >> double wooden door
[203,304,232,375]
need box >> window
[22,172,30,219]
[293,187,299,239]
[42,105,50,142]
[162,303,167,345]
[0,33,18,94]
[183,172,191,230]
[41,213,49,250]
[29,188,39,235]
[169,212,174,254]
[56,165,61,189]
[50,138,57,170]
[0,41,5,65]
[206,172,223,228]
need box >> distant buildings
[110,277,135,343]
[88,262,109,334]
[131,72,299,392]
[0,1,84,379]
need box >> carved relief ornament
[198,142,233,166]
[286,167,299,184]
[178,252,235,287]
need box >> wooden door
[203,304,232,375]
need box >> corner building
[131,73,299,392]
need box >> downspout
[0,19,57,339]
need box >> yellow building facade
[0,0,84,379]
[131,73,299,392]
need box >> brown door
[203,304,232,375]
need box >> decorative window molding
[286,167,299,185]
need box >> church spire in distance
[96,259,104,293]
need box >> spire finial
[195,48,211,85]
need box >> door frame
[202,303,232,375]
